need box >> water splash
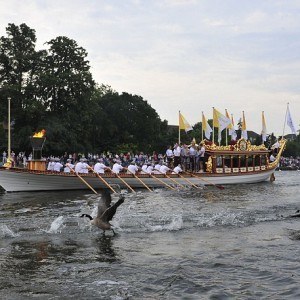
[0,224,19,238]
[46,216,65,234]
[146,215,183,232]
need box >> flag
[179,111,193,132]
[225,109,237,140]
[241,111,248,140]
[261,111,267,142]
[213,108,231,143]
[202,112,212,140]
[286,104,296,135]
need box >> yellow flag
[179,111,192,132]
[241,111,248,139]
[213,108,231,129]
[225,109,233,129]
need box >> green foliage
[284,139,300,157]
[0,23,172,155]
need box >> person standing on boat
[173,143,181,168]
[189,144,197,172]
[269,153,276,162]
[94,158,108,174]
[172,164,183,174]
[2,151,7,164]
[53,158,63,172]
[165,146,174,167]
[199,143,206,172]
[112,160,123,174]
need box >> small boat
[0,138,286,192]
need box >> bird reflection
[94,235,118,262]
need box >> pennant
[286,104,296,135]
[179,111,193,132]
[241,111,248,140]
[202,112,212,140]
[261,111,267,142]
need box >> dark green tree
[0,23,46,150]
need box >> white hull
[0,168,275,192]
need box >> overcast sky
[1,0,299,136]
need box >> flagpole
[212,107,215,144]
[282,103,288,139]
[262,111,264,144]
[178,111,181,144]
[225,109,228,146]
[8,97,11,161]
[201,111,204,141]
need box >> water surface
[0,171,300,299]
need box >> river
[0,171,300,299]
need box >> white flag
[202,113,212,140]
[261,111,267,142]
[286,105,296,135]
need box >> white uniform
[75,161,89,174]
[47,161,55,171]
[159,165,170,174]
[141,164,148,174]
[146,165,154,174]
[64,163,74,173]
[53,162,63,172]
[112,162,123,174]
[154,163,161,174]
[94,162,106,174]
[127,164,139,174]
[172,165,183,174]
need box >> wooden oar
[176,173,201,189]
[149,173,176,190]
[109,168,136,193]
[184,171,225,190]
[124,168,153,192]
[156,169,185,188]
[87,166,117,194]
[67,164,98,194]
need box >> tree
[0,23,46,150]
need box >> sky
[1,0,300,137]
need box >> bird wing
[100,194,125,223]
[97,190,112,218]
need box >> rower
[94,158,108,174]
[172,164,183,174]
[127,161,139,175]
[159,162,171,174]
[112,159,123,174]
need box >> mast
[7,97,11,161]
[282,103,288,139]
[212,107,215,144]
[178,110,181,144]
[201,111,204,141]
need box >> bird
[80,190,125,234]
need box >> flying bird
[81,190,125,234]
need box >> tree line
[0,23,177,155]
[0,23,299,156]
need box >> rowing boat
[0,139,286,192]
